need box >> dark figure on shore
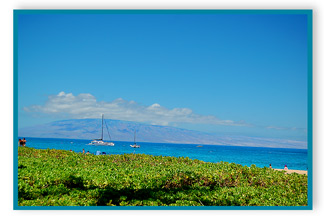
[284,165,288,171]
[269,164,272,169]
[18,139,23,146]
[22,138,26,146]
[82,149,85,154]
[86,151,90,155]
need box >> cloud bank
[24,92,249,127]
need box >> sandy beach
[274,169,307,175]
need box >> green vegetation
[18,147,307,206]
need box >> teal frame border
[13,9,313,210]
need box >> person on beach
[284,165,288,171]
[82,149,85,154]
[86,151,90,155]
[18,139,22,146]
[269,164,272,169]
[22,138,26,146]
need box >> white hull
[130,144,140,148]
[88,140,115,146]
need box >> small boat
[87,114,115,146]
[89,139,114,146]
[130,129,140,148]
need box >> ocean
[18,137,308,170]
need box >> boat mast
[101,114,104,140]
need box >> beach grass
[18,147,308,206]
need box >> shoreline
[274,169,307,175]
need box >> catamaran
[88,114,114,146]
[130,129,140,148]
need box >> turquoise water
[18,137,308,170]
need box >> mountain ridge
[18,118,307,149]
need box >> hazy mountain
[18,119,307,149]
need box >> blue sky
[17,12,309,141]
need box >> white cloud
[266,125,307,132]
[24,91,250,127]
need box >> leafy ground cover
[18,147,308,206]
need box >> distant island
[18,118,307,149]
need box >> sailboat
[87,114,114,146]
[130,129,140,148]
